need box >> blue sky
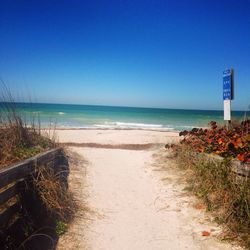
[0,0,250,110]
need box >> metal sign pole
[224,99,231,129]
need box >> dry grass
[32,165,78,223]
[60,142,158,150]
[174,144,250,248]
[0,85,78,248]
[13,155,79,249]
[0,126,56,168]
[0,86,56,168]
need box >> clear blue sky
[0,0,249,110]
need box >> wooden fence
[200,153,250,178]
[0,148,68,230]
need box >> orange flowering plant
[176,120,250,163]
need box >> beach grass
[0,86,77,248]
[174,144,250,248]
[0,86,56,168]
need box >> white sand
[55,129,179,145]
[57,129,240,250]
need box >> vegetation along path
[56,130,241,250]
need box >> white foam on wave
[92,121,175,131]
[175,125,205,129]
[58,112,65,115]
[115,122,163,128]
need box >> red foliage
[202,231,211,237]
[178,120,250,163]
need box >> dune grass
[0,86,77,248]
[174,144,250,248]
[0,87,56,168]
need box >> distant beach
[9,103,246,131]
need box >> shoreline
[43,127,181,133]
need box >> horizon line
[0,101,247,112]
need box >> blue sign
[223,69,234,100]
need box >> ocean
[1,103,246,132]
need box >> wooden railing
[0,148,68,230]
[199,153,250,178]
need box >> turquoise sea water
[1,103,247,131]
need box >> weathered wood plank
[0,181,24,206]
[231,161,250,177]
[202,153,250,177]
[36,148,63,165]
[0,202,20,227]
[0,148,63,189]
[0,162,33,189]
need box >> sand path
[57,130,240,250]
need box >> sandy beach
[56,129,240,250]
[3,1,249,249]
[55,129,179,145]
